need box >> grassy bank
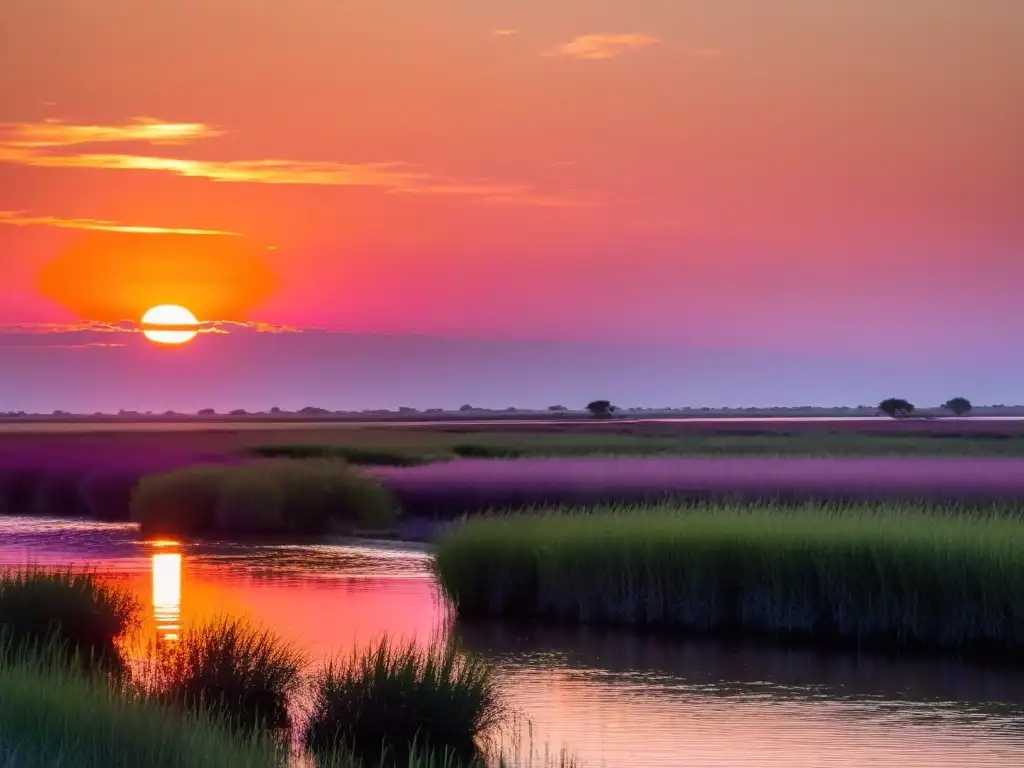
[131,460,398,537]
[434,503,1024,654]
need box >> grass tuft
[434,502,1024,653]
[144,616,306,732]
[304,637,505,764]
[130,460,399,537]
[0,569,139,670]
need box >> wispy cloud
[543,33,662,60]
[493,29,518,36]
[0,210,240,236]
[1,320,303,336]
[0,119,596,208]
[0,118,222,148]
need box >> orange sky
[1,0,1023,352]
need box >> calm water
[3,515,1024,768]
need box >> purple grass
[374,457,1024,517]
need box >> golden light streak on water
[152,551,182,644]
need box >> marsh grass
[304,638,505,764]
[0,569,139,670]
[0,642,284,768]
[143,616,306,732]
[434,502,1024,653]
[131,460,399,537]
[249,445,432,467]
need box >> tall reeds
[305,638,505,764]
[0,569,139,670]
[144,617,306,731]
[131,460,399,537]
[434,502,1024,653]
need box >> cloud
[0,210,240,236]
[0,118,594,207]
[0,118,222,148]
[0,319,301,348]
[493,29,518,36]
[543,33,662,60]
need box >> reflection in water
[152,551,181,643]
[5,515,1024,768]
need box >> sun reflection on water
[152,550,181,643]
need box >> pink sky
[1,1,1022,408]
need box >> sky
[1,0,1022,411]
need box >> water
[3,515,1024,768]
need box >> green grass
[434,502,1024,653]
[143,617,306,732]
[248,445,433,467]
[244,429,1024,461]
[0,570,139,671]
[0,645,283,768]
[130,460,399,537]
[305,637,505,764]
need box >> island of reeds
[434,501,1024,656]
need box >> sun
[141,304,200,345]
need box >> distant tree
[879,398,915,419]
[586,400,616,418]
[398,407,418,413]
[942,397,973,417]
[459,404,474,412]
[269,406,283,415]
[548,405,568,411]
[197,408,216,416]
[299,406,330,416]
[229,409,248,416]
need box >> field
[5,419,1024,525]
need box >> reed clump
[0,569,139,670]
[248,445,431,467]
[304,638,505,764]
[434,502,1024,653]
[131,460,399,537]
[145,616,306,732]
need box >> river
[3,515,1023,767]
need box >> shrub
[304,638,504,763]
[0,643,283,768]
[0,569,139,670]
[434,503,1024,654]
[131,460,398,537]
[145,617,306,732]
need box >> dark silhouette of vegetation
[943,397,973,417]
[147,616,305,731]
[878,398,914,419]
[197,408,216,416]
[586,400,616,418]
[548,405,568,411]
[304,638,504,764]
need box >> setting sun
[141,304,200,345]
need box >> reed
[144,616,306,731]
[434,502,1024,653]
[0,569,139,670]
[304,638,505,764]
[0,644,283,768]
[131,460,399,537]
